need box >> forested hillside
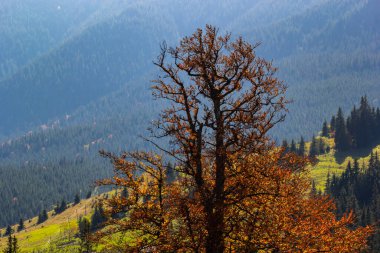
[0,0,379,229]
[0,0,378,138]
[0,0,110,81]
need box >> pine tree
[4,225,12,236]
[74,193,80,205]
[17,219,24,232]
[12,236,19,253]
[334,108,351,151]
[90,205,106,231]
[318,138,325,154]
[309,135,318,157]
[347,106,359,147]
[322,120,329,137]
[376,108,380,140]
[281,140,289,153]
[290,139,297,153]
[330,115,336,133]
[298,136,305,156]
[60,199,67,212]
[357,96,374,148]
[37,210,48,224]
[55,199,67,214]
[3,232,19,253]
[78,216,92,252]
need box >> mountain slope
[0,0,379,227]
[0,197,97,252]
[0,0,114,81]
[0,4,176,136]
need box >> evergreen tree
[334,108,351,151]
[309,135,318,157]
[55,199,67,214]
[298,136,305,156]
[74,193,80,205]
[376,108,380,139]
[356,96,374,148]
[290,139,297,154]
[3,232,19,253]
[4,225,12,236]
[330,115,336,132]
[322,120,329,137]
[17,219,24,232]
[11,236,19,253]
[78,216,92,252]
[37,210,48,224]
[318,138,325,154]
[60,199,67,212]
[86,190,92,199]
[281,140,289,153]
[90,205,106,231]
[347,106,359,147]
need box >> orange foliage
[94,25,372,252]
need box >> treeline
[281,135,329,158]
[326,153,380,251]
[328,96,380,151]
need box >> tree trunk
[205,97,226,253]
[205,204,225,253]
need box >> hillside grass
[310,136,380,191]
[0,197,98,252]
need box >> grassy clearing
[310,137,380,191]
[0,197,98,252]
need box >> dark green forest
[327,154,380,251]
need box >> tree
[290,139,297,153]
[37,210,48,224]
[322,120,329,137]
[90,205,106,231]
[4,225,12,236]
[54,199,67,214]
[74,193,80,205]
[298,136,305,156]
[96,25,372,252]
[309,135,318,157]
[78,216,92,252]
[330,115,336,132]
[17,219,24,232]
[151,25,288,253]
[335,108,351,151]
[281,139,289,153]
[318,138,325,154]
[3,232,19,253]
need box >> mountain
[0,0,378,138]
[0,0,378,227]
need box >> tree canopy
[95,25,372,252]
